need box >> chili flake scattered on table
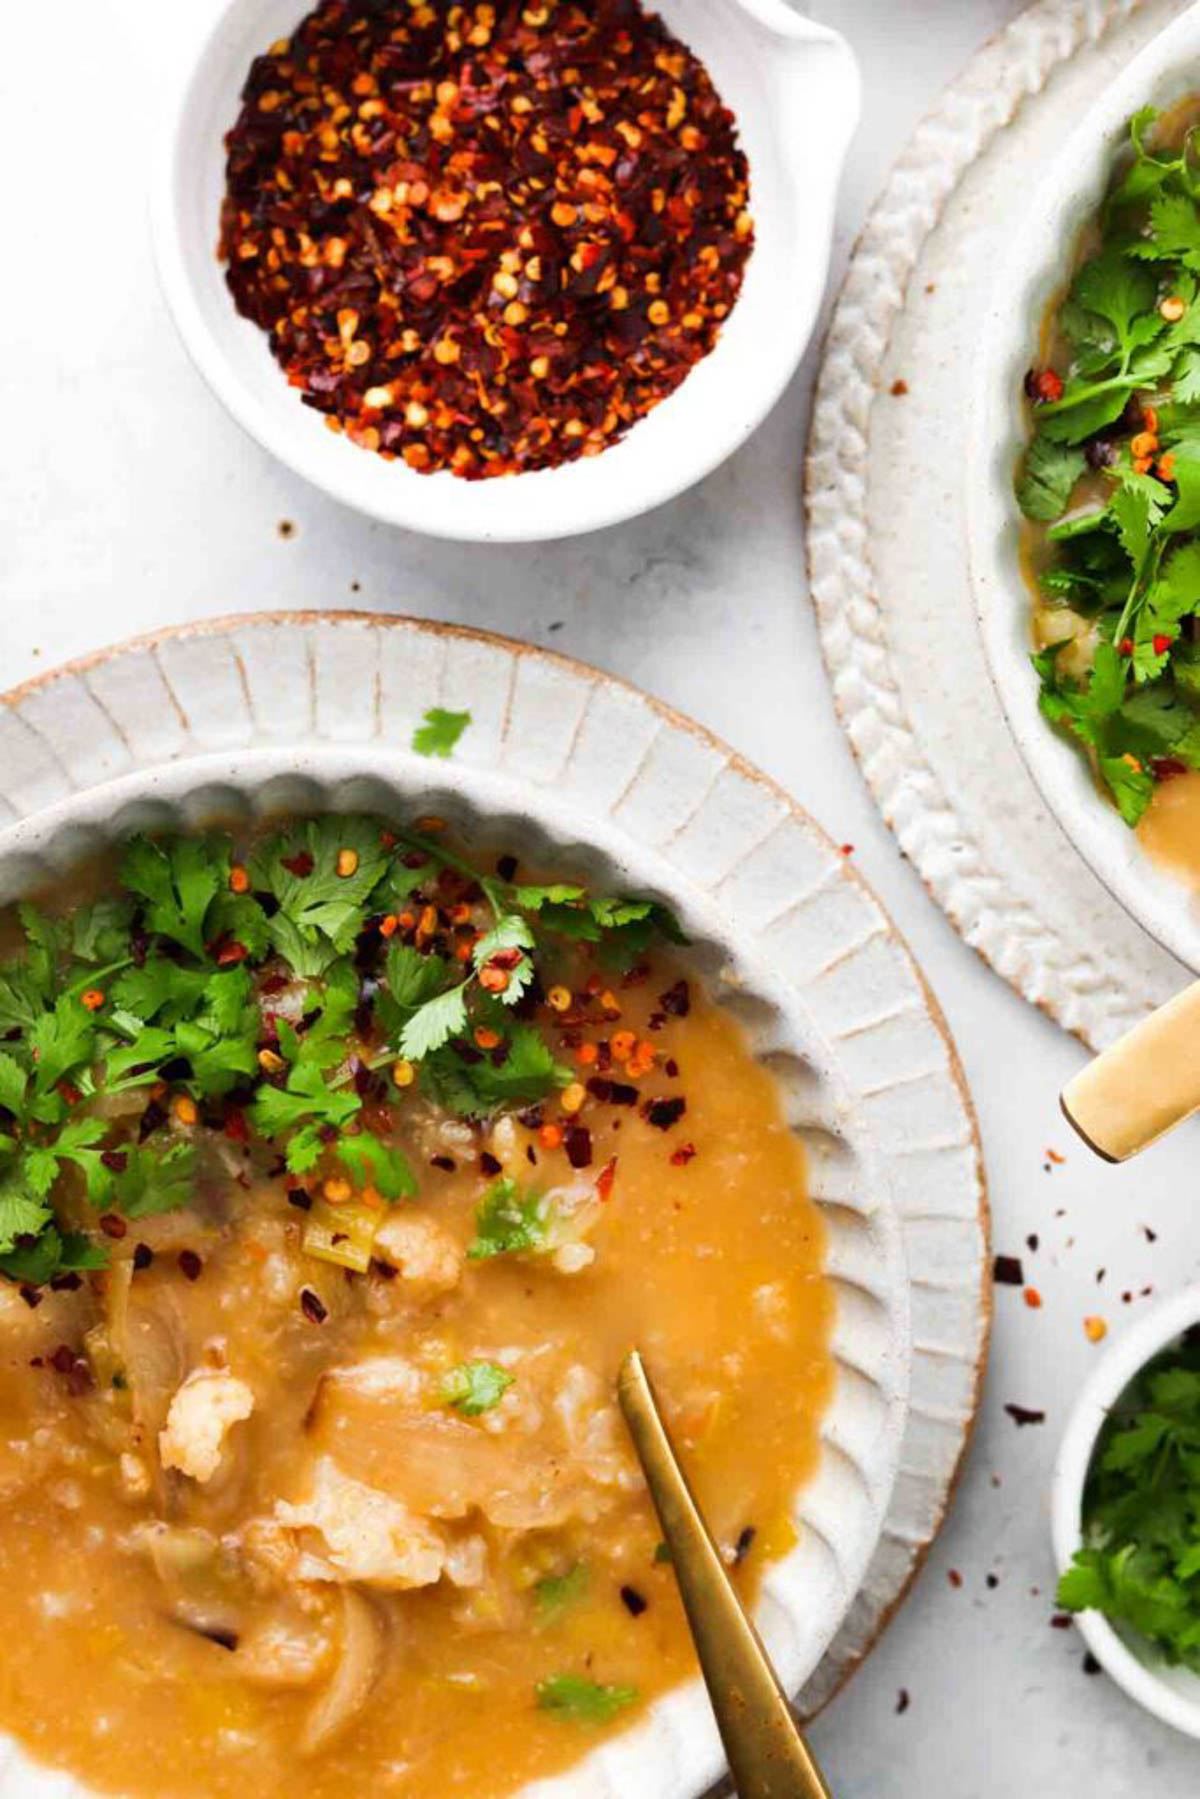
[220,0,754,480]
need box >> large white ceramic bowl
[1052,1284,1200,1739]
[151,0,859,544]
[970,2,1200,974]
[0,613,988,1799]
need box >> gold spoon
[617,1349,834,1799]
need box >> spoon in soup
[617,1350,834,1799]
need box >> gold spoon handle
[1061,977,1200,1162]
[617,1350,833,1799]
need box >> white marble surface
[5,1,1200,1792]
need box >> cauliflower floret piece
[372,1215,462,1294]
[159,1370,255,1483]
[274,1457,447,1591]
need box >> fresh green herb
[335,1131,417,1201]
[467,1178,548,1260]
[412,708,472,758]
[0,813,680,1284]
[534,1563,589,1623]
[1017,436,1089,522]
[1058,1334,1200,1668]
[442,1360,514,1416]
[535,1674,639,1724]
[1018,107,1200,821]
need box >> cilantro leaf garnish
[467,1178,548,1260]
[535,1674,638,1724]
[121,835,224,959]
[534,1563,589,1623]
[398,983,469,1062]
[1016,435,1088,522]
[425,1024,570,1118]
[336,1131,417,1200]
[442,1360,513,1415]
[0,1184,53,1255]
[250,1061,362,1170]
[412,708,472,758]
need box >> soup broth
[0,817,833,1799]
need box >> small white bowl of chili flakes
[152,0,859,542]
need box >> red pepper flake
[1046,1148,1065,1165]
[643,1096,687,1131]
[619,1584,648,1617]
[564,1124,593,1170]
[993,1254,1024,1287]
[98,1213,127,1240]
[596,1157,618,1201]
[132,1243,154,1272]
[658,980,690,1018]
[839,843,855,857]
[1032,369,1064,403]
[587,1077,638,1106]
[216,941,249,966]
[1118,637,1135,658]
[1153,633,1175,655]
[300,1287,328,1324]
[890,379,909,397]
[1004,1403,1046,1427]
[178,1249,203,1282]
[220,0,754,481]
[1050,1613,1072,1630]
[670,1142,697,1167]
[224,1108,248,1143]
[947,1569,963,1589]
[49,1344,93,1397]
[281,851,315,878]
[1023,1287,1043,1309]
[480,1151,502,1177]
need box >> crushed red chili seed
[669,1141,696,1167]
[659,978,690,1017]
[300,1286,329,1324]
[220,0,754,480]
[564,1123,593,1168]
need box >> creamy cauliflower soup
[0,816,832,1798]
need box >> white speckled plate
[806,0,1195,1054]
[0,613,987,1799]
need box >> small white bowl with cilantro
[1053,1285,1200,1737]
